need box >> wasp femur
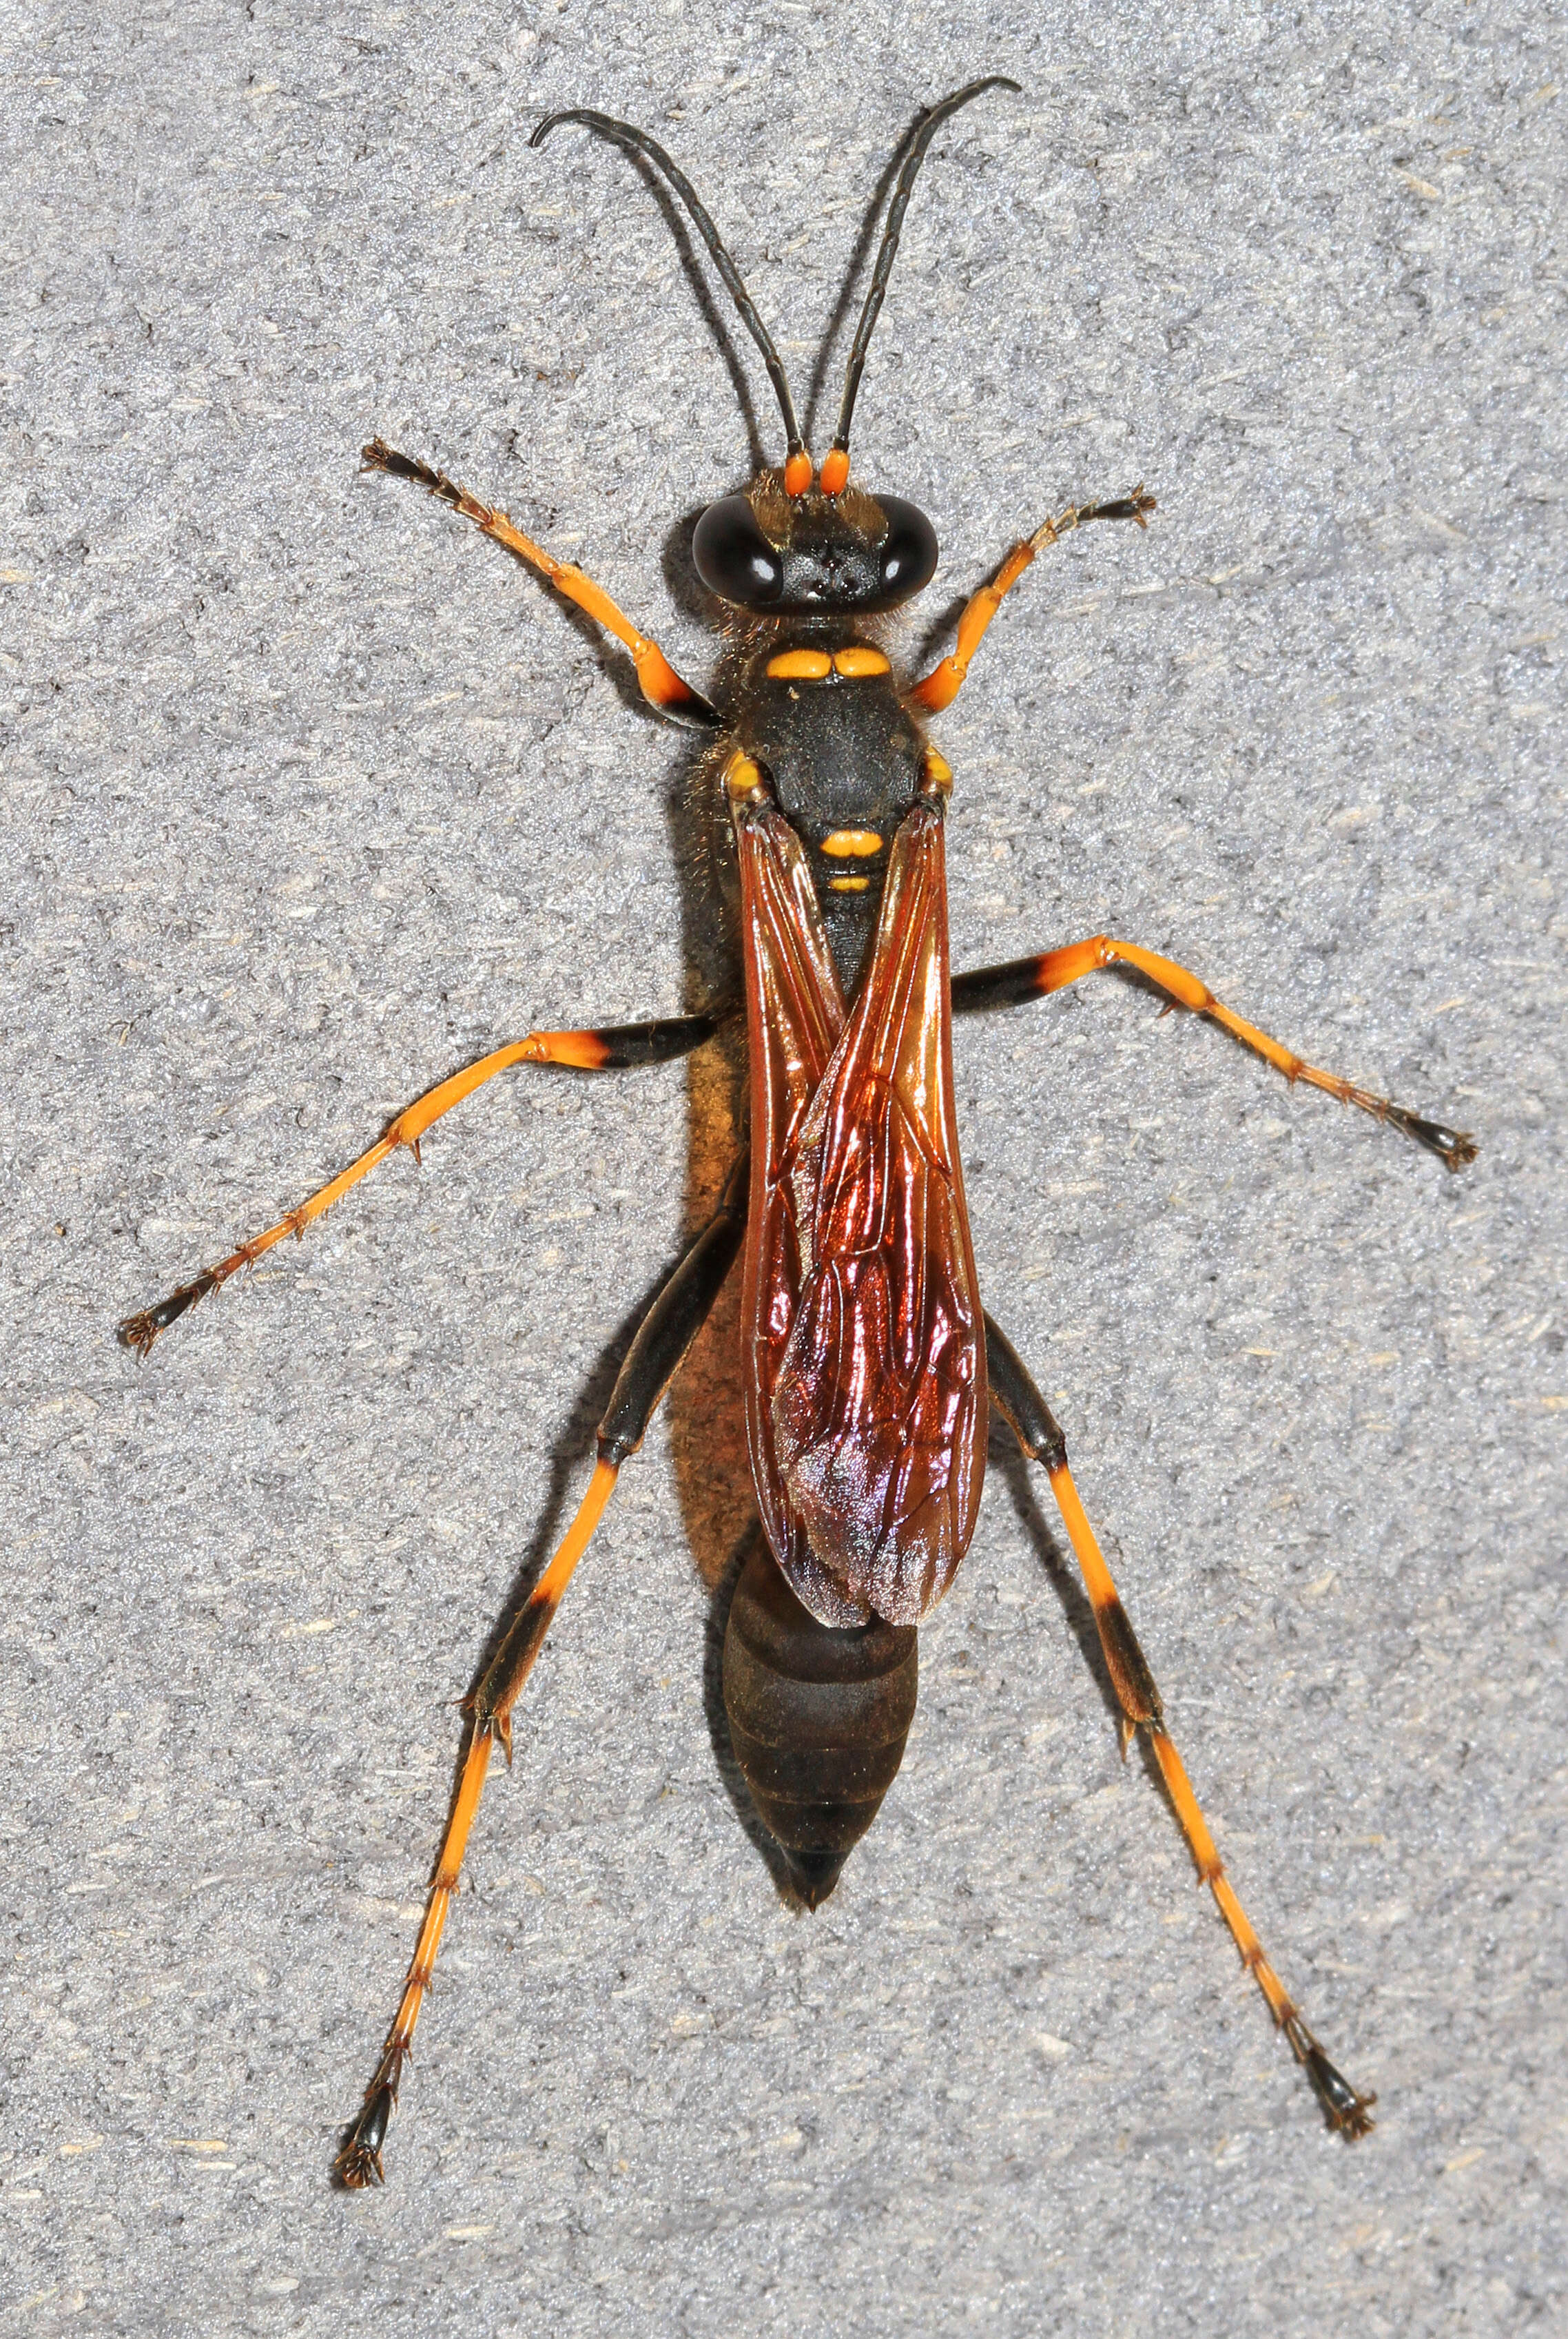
[721,1538,919,1906]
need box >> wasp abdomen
[722,1539,918,1907]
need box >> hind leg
[984,1311,1375,2138]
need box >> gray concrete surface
[3,2,1564,2332]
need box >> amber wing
[736,794,987,1627]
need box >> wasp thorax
[722,1538,919,1907]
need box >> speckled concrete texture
[3,2,1564,2333]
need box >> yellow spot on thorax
[833,645,889,677]
[723,749,765,803]
[821,830,884,858]
[828,875,871,892]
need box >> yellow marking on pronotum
[821,829,884,858]
[766,649,833,681]
[923,748,953,792]
[834,646,890,677]
[829,876,871,893]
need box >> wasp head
[693,473,938,615]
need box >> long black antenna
[823,76,1021,491]
[532,108,809,484]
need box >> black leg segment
[595,1151,749,1466]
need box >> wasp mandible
[119,79,1476,2185]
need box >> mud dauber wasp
[120,78,1476,2185]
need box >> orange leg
[1049,1460,1375,2136]
[335,1458,619,2188]
[335,1155,746,2186]
[909,487,1155,713]
[362,440,717,728]
[952,937,1476,1169]
[984,1315,1374,2138]
[117,1011,722,1355]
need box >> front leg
[909,487,1155,713]
[362,440,719,730]
[953,937,1475,1169]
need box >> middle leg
[118,1009,726,1354]
[984,1311,1376,2139]
[953,938,1475,1168]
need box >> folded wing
[736,794,987,1627]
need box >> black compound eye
[874,497,939,604]
[692,495,785,606]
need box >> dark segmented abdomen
[722,1538,918,1907]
